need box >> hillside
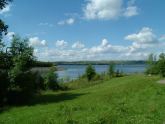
[0,75,165,124]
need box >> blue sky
[0,0,165,61]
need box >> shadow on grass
[0,92,86,114]
[29,92,86,106]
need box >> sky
[0,0,165,61]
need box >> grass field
[1,75,165,124]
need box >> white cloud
[83,0,138,20]
[30,27,165,61]
[125,27,157,43]
[6,32,15,40]
[35,38,129,61]
[58,18,75,25]
[38,22,54,27]
[29,37,47,47]
[124,6,138,17]
[66,18,75,24]
[125,27,165,54]
[88,39,128,54]
[72,41,85,49]
[0,5,11,14]
[55,40,68,48]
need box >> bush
[1,35,46,105]
[33,72,45,90]
[146,64,159,75]
[93,73,102,81]
[6,71,45,105]
[146,53,159,75]
[44,67,60,90]
[85,64,96,81]
[146,53,165,77]
[108,63,115,78]
[0,70,10,106]
[7,71,41,104]
[158,53,165,77]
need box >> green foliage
[108,63,115,78]
[146,53,158,75]
[10,36,34,69]
[157,53,165,77]
[33,61,54,67]
[0,70,10,106]
[9,35,35,83]
[0,19,8,44]
[0,0,12,9]
[146,53,165,77]
[0,0,12,46]
[85,64,96,81]
[44,67,59,90]
[0,35,45,105]
[7,71,45,105]
[0,1,44,105]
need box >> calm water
[57,64,146,80]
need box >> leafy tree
[0,0,12,105]
[158,53,165,77]
[108,63,115,78]
[44,67,59,90]
[0,0,12,46]
[0,0,12,9]
[9,35,35,82]
[85,64,96,81]
[0,0,12,68]
[146,53,158,75]
[146,53,165,77]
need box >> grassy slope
[1,75,165,124]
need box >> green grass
[1,75,165,124]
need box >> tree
[0,0,12,68]
[108,63,115,78]
[85,64,96,81]
[0,0,12,105]
[9,35,35,82]
[146,53,158,75]
[146,53,165,77]
[0,0,12,9]
[0,0,12,45]
[158,53,165,77]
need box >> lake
[57,64,147,80]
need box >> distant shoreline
[55,60,146,65]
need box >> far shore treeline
[0,60,147,69]
[55,60,146,65]
[19,60,148,68]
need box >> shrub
[44,67,59,90]
[1,35,45,105]
[158,53,165,77]
[33,72,45,90]
[7,71,41,104]
[146,53,165,77]
[108,63,115,78]
[93,73,102,81]
[85,64,96,81]
[146,53,159,75]
[0,70,10,106]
